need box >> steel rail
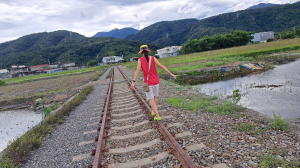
[117,67,197,168]
[92,67,114,168]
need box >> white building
[102,56,125,65]
[0,69,8,74]
[252,31,274,43]
[156,46,182,58]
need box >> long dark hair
[142,50,149,62]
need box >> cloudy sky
[0,0,294,43]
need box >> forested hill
[247,3,279,9]
[153,3,300,46]
[124,18,198,43]
[0,31,161,68]
[93,28,139,39]
[0,30,85,68]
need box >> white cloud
[0,0,289,43]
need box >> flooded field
[193,59,300,122]
[0,109,43,152]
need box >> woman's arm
[130,59,141,90]
[154,57,177,79]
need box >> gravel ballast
[21,76,109,168]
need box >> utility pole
[294,26,296,33]
[96,54,99,65]
[48,59,50,65]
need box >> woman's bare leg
[150,98,160,119]
[154,96,158,105]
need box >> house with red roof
[30,64,49,72]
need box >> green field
[4,65,111,83]
[125,38,300,73]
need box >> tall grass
[0,85,94,167]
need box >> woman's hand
[171,74,178,80]
[130,82,135,90]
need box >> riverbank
[120,66,300,167]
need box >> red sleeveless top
[140,56,159,86]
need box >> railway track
[88,67,206,168]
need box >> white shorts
[145,84,159,100]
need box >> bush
[0,80,6,86]
[88,60,98,67]
[272,111,290,130]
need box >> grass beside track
[106,68,113,79]
[4,65,111,84]
[125,38,300,73]
[0,85,94,167]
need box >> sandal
[154,116,161,121]
[151,110,156,116]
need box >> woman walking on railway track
[130,45,177,121]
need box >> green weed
[259,152,300,168]
[272,111,290,130]
[235,122,256,132]
[265,64,275,70]
[232,89,241,104]
[206,101,244,115]
[55,101,61,110]
[106,68,113,79]
[58,87,65,92]
[166,96,218,112]
[0,80,6,86]
[43,106,51,118]
[49,90,55,95]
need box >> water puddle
[193,59,300,122]
[0,109,43,152]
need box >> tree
[88,60,98,67]
[108,51,115,56]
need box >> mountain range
[1,2,300,68]
[93,28,139,39]
[126,3,300,46]
[0,30,161,68]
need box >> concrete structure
[156,46,182,58]
[5,65,29,78]
[252,31,274,43]
[0,69,8,74]
[102,56,125,65]
[46,62,79,73]
[0,69,8,80]
[49,62,76,69]
[30,64,49,72]
[130,57,140,62]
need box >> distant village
[0,62,79,80]
[0,31,273,80]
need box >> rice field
[125,38,300,73]
[0,71,102,107]
[4,65,111,84]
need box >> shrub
[0,80,6,86]
[272,111,290,130]
[88,60,98,67]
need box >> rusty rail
[92,67,114,168]
[117,67,197,168]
